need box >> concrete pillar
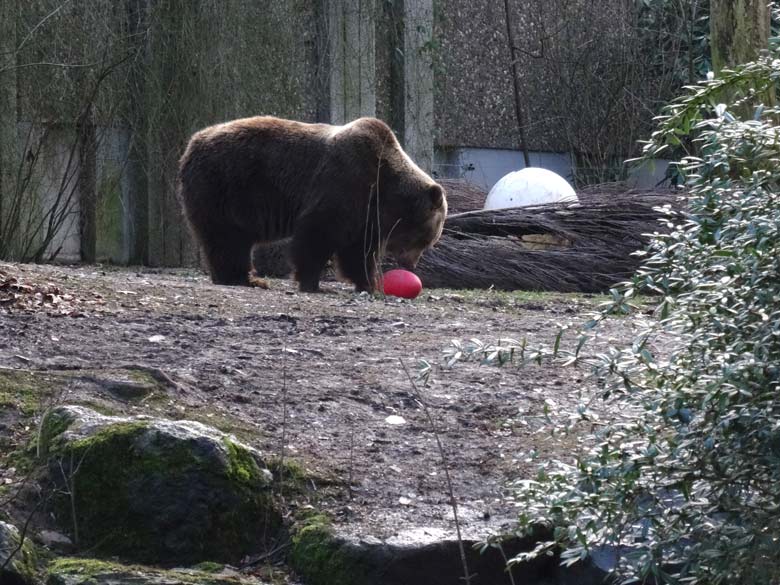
[0,0,18,256]
[403,0,434,173]
[329,0,377,124]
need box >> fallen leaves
[0,267,92,317]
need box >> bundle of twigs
[438,178,487,213]
[416,189,682,292]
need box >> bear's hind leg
[201,231,256,286]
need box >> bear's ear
[428,184,444,209]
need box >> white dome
[484,167,578,210]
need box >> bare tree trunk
[384,0,405,140]
[311,0,331,123]
[145,1,172,267]
[711,0,773,112]
[710,0,769,71]
[0,0,18,257]
[328,0,377,124]
[502,0,531,168]
[688,0,701,85]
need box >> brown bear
[177,116,447,293]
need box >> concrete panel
[627,159,673,189]
[434,147,573,192]
[38,127,82,263]
[434,147,676,192]
[96,127,132,264]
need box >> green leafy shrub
[440,21,780,585]
[507,45,780,585]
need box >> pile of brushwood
[437,178,488,213]
[416,181,681,292]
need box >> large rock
[0,521,39,585]
[289,515,556,585]
[289,515,610,585]
[39,406,278,565]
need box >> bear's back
[180,117,335,202]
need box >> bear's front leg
[291,222,335,293]
[335,243,378,293]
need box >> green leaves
[561,55,780,583]
[450,21,780,584]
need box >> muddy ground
[0,261,641,570]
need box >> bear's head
[382,181,447,270]
[339,118,448,270]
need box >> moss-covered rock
[287,514,559,585]
[40,406,279,565]
[288,514,370,585]
[0,520,39,584]
[46,557,264,584]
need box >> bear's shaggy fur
[178,116,447,292]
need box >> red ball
[382,269,423,299]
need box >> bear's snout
[395,249,424,271]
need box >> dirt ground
[0,261,639,551]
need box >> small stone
[104,380,156,401]
[37,529,74,552]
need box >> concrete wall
[1,0,323,266]
[434,148,574,192]
[434,147,671,194]
[95,128,133,264]
[36,127,82,263]
[432,0,676,172]
[6,123,131,264]
[1,0,676,267]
